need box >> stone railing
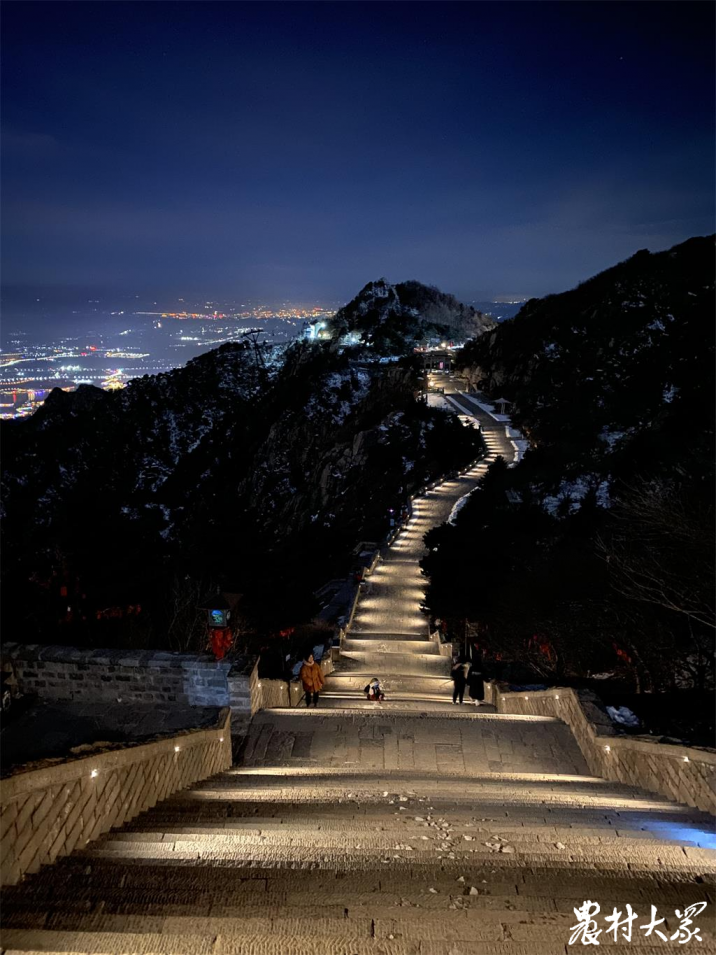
[227,656,262,735]
[486,683,716,815]
[429,628,453,658]
[0,709,232,886]
[344,584,362,631]
[1,644,259,740]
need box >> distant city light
[1,299,324,418]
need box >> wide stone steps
[0,929,621,955]
[342,638,439,654]
[345,631,435,644]
[322,672,453,694]
[332,652,448,676]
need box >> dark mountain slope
[327,278,495,354]
[1,340,482,649]
[459,235,715,490]
[423,237,714,700]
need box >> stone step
[0,928,609,955]
[80,838,706,869]
[27,857,715,896]
[117,821,710,844]
[92,827,705,850]
[332,652,449,675]
[342,639,439,654]
[347,631,434,641]
[5,909,716,946]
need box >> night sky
[2,1,714,305]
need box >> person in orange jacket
[299,652,324,708]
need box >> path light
[524,696,529,700]
[219,737,224,743]
[90,769,99,778]
[604,745,611,753]
[174,745,181,753]
[555,695,560,700]
[683,756,690,763]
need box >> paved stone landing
[242,710,590,777]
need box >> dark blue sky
[2,1,714,304]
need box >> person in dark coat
[450,658,468,704]
[468,658,485,706]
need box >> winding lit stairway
[3,400,715,954]
[323,400,510,710]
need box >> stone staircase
[2,399,715,954]
[3,710,716,953]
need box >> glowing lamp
[198,590,239,630]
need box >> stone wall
[2,643,233,707]
[1,644,259,740]
[0,710,232,886]
[486,683,716,815]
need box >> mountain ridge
[327,278,495,353]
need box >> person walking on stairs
[468,656,485,706]
[300,652,324,707]
[451,657,468,704]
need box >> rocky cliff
[327,278,495,354]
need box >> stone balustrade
[430,629,453,658]
[0,709,232,886]
[486,682,716,815]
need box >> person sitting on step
[364,678,385,702]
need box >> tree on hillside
[598,478,714,632]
